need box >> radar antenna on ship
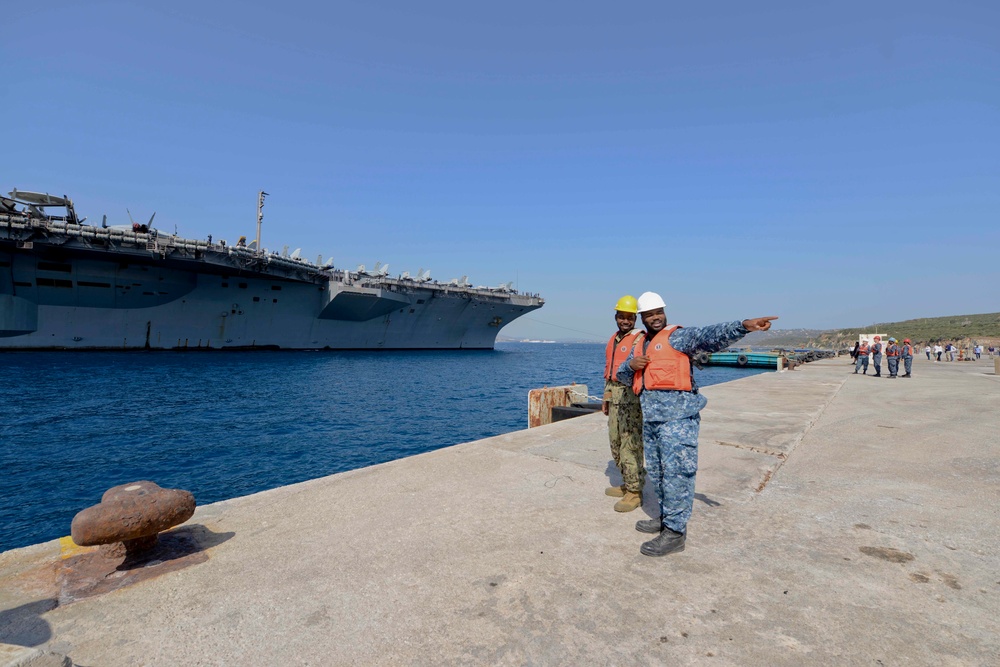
[255,190,268,255]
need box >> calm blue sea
[0,343,769,552]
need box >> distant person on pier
[885,338,900,378]
[850,341,860,363]
[900,339,914,378]
[925,345,932,360]
[855,340,870,374]
[615,291,777,557]
[934,343,943,362]
[871,336,883,377]
[947,344,956,362]
[974,345,982,360]
[601,295,646,513]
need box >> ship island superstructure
[0,190,543,350]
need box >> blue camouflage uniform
[900,343,913,376]
[871,342,883,377]
[855,347,869,373]
[617,320,750,535]
[886,342,900,377]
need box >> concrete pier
[1,356,997,665]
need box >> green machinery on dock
[705,351,781,368]
[696,348,836,369]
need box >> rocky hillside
[743,313,1000,350]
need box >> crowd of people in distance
[849,336,913,377]
[848,338,994,377]
[925,342,992,362]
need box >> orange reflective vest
[901,344,912,357]
[605,330,644,381]
[858,343,870,355]
[886,345,899,357]
[872,342,882,355]
[632,325,692,395]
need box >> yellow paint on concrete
[59,535,92,559]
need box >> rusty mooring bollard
[71,481,196,559]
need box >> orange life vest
[605,330,643,381]
[886,345,899,357]
[901,344,912,356]
[632,325,692,395]
[858,343,869,355]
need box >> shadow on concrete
[0,597,58,646]
[695,493,722,507]
[117,524,235,572]
[603,460,623,488]
[58,525,235,604]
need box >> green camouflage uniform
[605,378,645,493]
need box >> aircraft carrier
[0,190,543,350]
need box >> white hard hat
[637,291,666,313]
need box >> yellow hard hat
[614,295,638,314]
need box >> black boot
[640,528,686,557]
[635,518,663,534]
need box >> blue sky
[6,1,998,341]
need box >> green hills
[743,312,1000,350]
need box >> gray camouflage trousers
[606,381,645,493]
[644,415,700,534]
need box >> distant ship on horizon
[0,189,544,350]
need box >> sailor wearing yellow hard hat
[885,337,901,378]
[602,295,646,513]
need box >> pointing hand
[742,316,778,332]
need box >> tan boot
[614,491,642,512]
[605,485,626,497]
